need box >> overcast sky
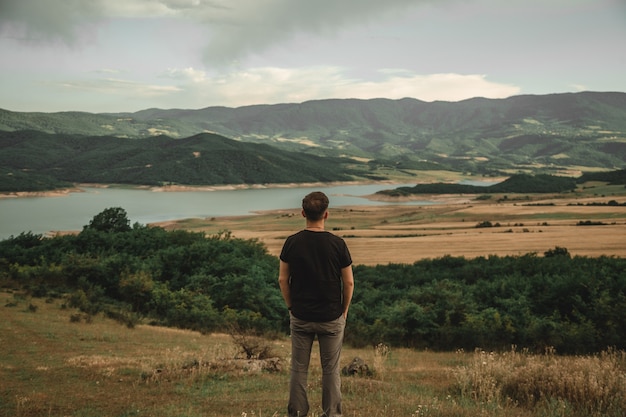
[1,0,624,113]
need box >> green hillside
[2,92,625,175]
[378,173,580,196]
[0,131,363,191]
[577,168,626,184]
[377,168,626,198]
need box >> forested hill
[377,169,626,196]
[2,92,626,173]
[378,173,580,196]
[3,92,626,142]
[0,130,361,191]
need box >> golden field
[158,184,626,265]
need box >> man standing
[278,191,355,417]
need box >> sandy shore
[0,180,406,199]
[365,192,474,204]
[0,188,84,199]
[149,180,404,192]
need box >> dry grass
[3,293,624,417]
[454,347,626,417]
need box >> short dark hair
[302,191,329,221]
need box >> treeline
[378,173,579,196]
[1,168,72,192]
[378,168,626,197]
[2,208,625,354]
[350,252,626,354]
[578,168,626,185]
[569,200,626,207]
[1,208,285,333]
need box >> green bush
[1,207,625,353]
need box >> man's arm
[278,260,292,310]
[341,265,354,319]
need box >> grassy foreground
[2,291,625,417]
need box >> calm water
[0,183,435,239]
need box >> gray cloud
[0,0,425,60]
[0,0,106,44]
[193,0,423,66]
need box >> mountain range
[1,92,625,191]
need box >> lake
[0,183,435,239]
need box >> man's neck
[305,221,325,231]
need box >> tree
[119,269,154,311]
[544,246,570,258]
[84,207,131,233]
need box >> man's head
[302,191,329,221]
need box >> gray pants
[288,314,346,417]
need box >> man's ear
[302,209,306,218]
[323,211,329,219]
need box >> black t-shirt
[280,230,352,322]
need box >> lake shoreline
[0,180,408,199]
[0,174,508,200]
[1,182,436,239]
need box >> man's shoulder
[286,230,307,239]
[285,230,346,242]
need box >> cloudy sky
[1,0,624,113]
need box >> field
[2,182,626,416]
[2,292,625,417]
[159,183,626,265]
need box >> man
[278,191,354,417]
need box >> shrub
[544,246,570,258]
